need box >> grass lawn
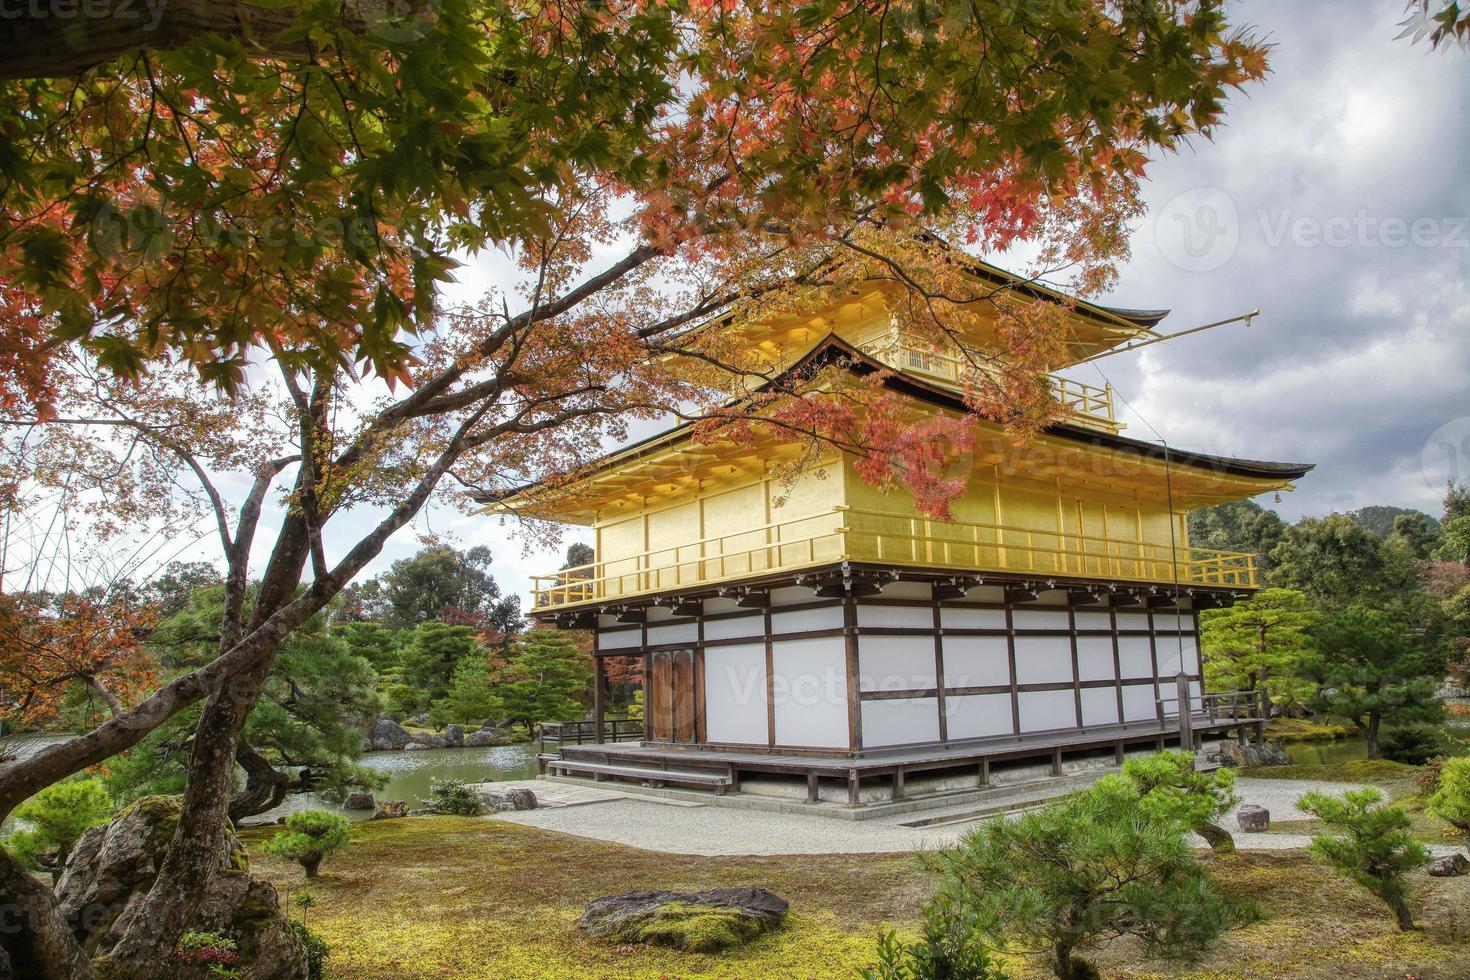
[243,813,1470,980]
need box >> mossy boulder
[577,887,787,952]
[55,796,307,978]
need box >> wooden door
[649,650,696,743]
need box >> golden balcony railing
[861,341,1121,433]
[531,506,1256,610]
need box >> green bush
[1122,750,1239,852]
[262,810,351,879]
[421,777,481,815]
[1382,725,1461,766]
[1300,788,1430,931]
[860,894,1006,980]
[4,778,113,881]
[1425,755,1470,848]
[288,920,330,980]
[931,775,1227,980]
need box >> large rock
[342,792,376,811]
[369,801,408,821]
[475,788,537,814]
[463,728,508,748]
[443,724,465,747]
[369,716,414,751]
[1210,740,1289,768]
[577,887,788,952]
[1427,853,1469,877]
[55,796,307,978]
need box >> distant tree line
[1194,482,1470,759]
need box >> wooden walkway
[548,711,1260,806]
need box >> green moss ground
[242,814,1470,980]
[1264,718,1358,743]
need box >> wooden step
[545,758,734,794]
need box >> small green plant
[293,889,317,921]
[288,920,331,980]
[262,810,351,879]
[422,776,481,815]
[1299,788,1431,931]
[860,894,1006,980]
[1425,755,1470,851]
[174,931,241,977]
[4,778,113,881]
[1122,750,1240,852]
[932,775,1227,980]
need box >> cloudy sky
[1087,0,1470,522]
[169,1,1469,610]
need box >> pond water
[1278,717,1470,767]
[0,735,541,831]
[256,742,542,823]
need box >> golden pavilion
[488,267,1311,806]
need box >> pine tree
[488,630,593,731]
[1198,588,1318,712]
[1300,788,1430,931]
[933,775,1228,980]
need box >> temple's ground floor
[243,762,1469,980]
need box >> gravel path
[489,776,1464,858]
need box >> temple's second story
[495,329,1310,613]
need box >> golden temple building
[488,267,1312,806]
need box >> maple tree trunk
[0,0,429,80]
[104,654,276,975]
[0,845,95,980]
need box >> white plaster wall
[1076,636,1116,682]
[858,636,937,692]
[1073,610,1113,631]
[1011,608,1071,630]
[703,614,764,641]
[1117,636,1154,678]
[771,605,843,634]
[771,636,849,748]
[941,636,1010,688]
[646,621,697,646]
[857,604,934,629]
[703,643,768,745]
[945,693,1014,739]
[1018,689,1077,732]
[862,697,941,747]
[939,607,1007,630]
[597,628,641,651]
[1121,682,1157,722]
[1013,636,1073,685]
[1180,634,1200,675]
[1080,687,1120,726]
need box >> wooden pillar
[1114,741,1125,765]
[593,656,606,745]
[847,769,861,807]
[806,772,820,804]
[1050,747,1063,777]
[978,758,991,788]
[892,768,905,802]
[1176,674,1194,759]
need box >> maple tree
[0,2,1270,975]
[0,591,157,728]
